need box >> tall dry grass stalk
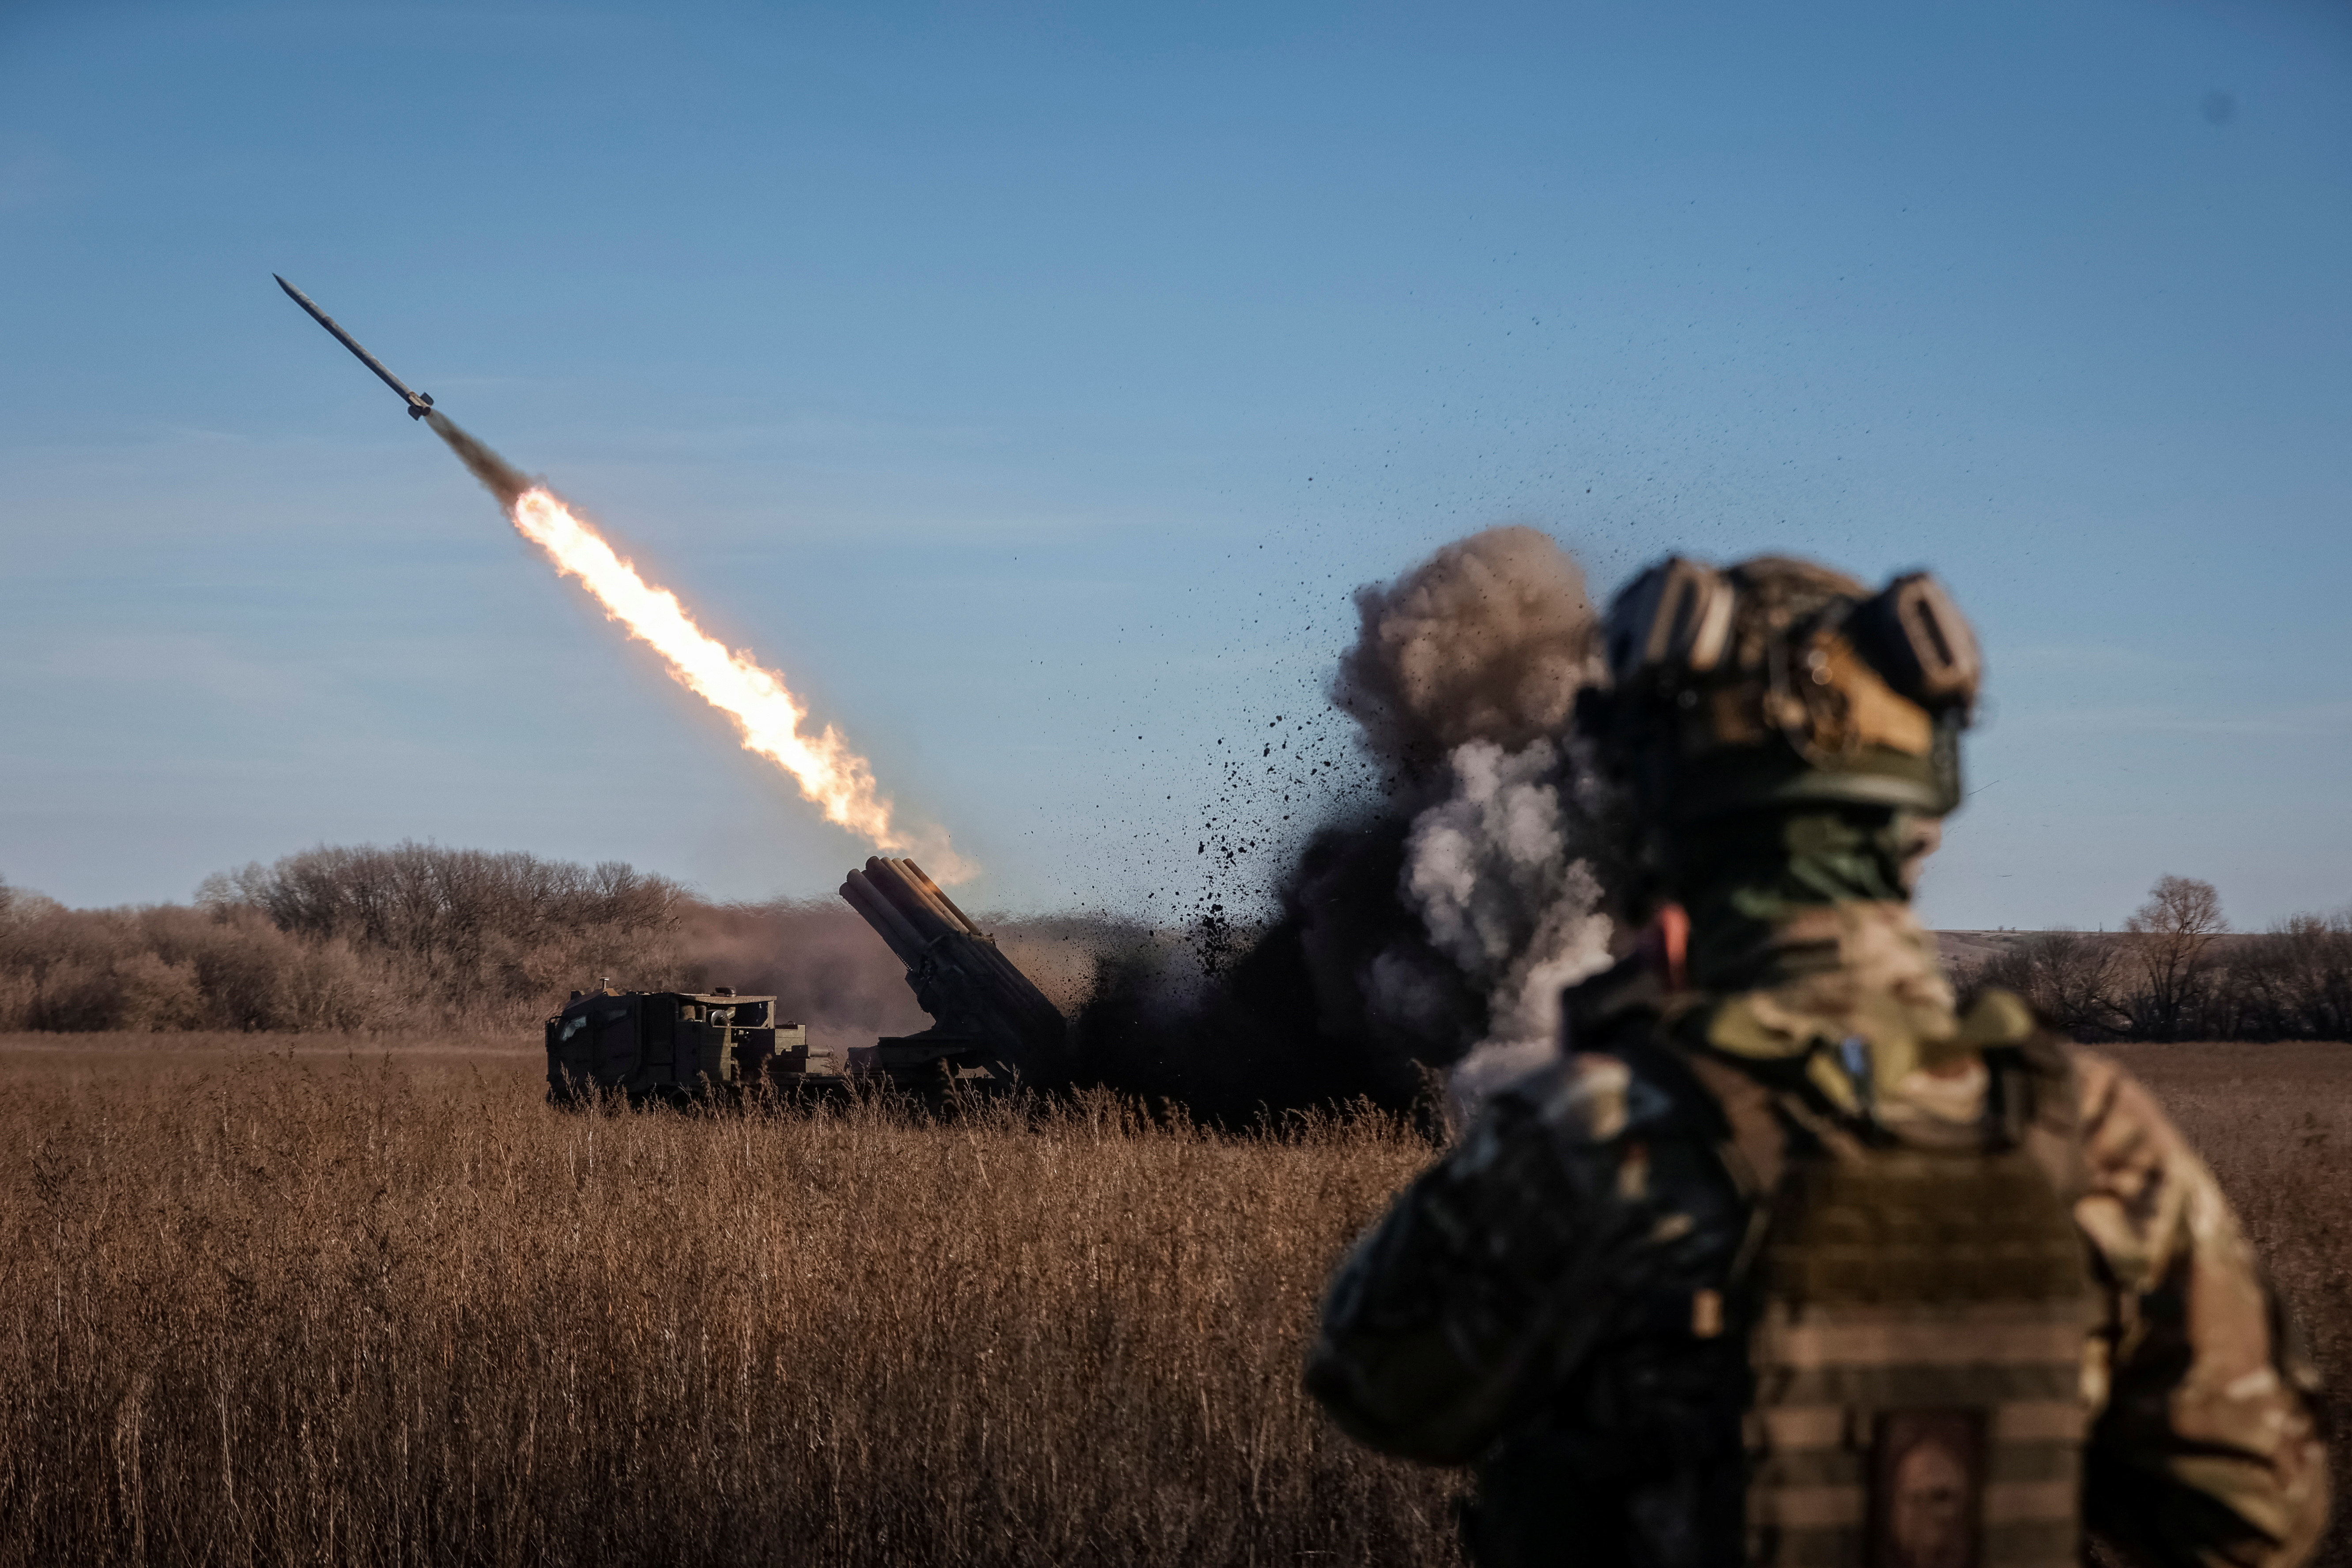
[0,1037,1460,1567]
[5,1037,2346,1568]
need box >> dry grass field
[0,1033,2345,1568]
[0,1034,1456,1568]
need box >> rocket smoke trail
[426,411,533,510]
[424,412,970,881]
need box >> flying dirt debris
[546,857,1069,1104]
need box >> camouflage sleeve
[1303,1054,1651,1466]
[2071,1050,2331,1568]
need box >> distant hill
[1936,929,2269,975]
[1936,930,2047,973]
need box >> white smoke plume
[1402,739,1617,1120]
[1331,525,1619,1119]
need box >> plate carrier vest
[1738,1055,2096,1568]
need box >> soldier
[1305,555,2328,1568]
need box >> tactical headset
[1584,556,1983,824]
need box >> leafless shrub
[1959,880,2352,1045]
[0,895,400,1033]
[206,841,691,1019]
[2105,882,2352,1044]
[1973,930,2131,1039]
[3,846,703,1035]
[2224,914,2352,1043]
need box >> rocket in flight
[273,274,437,421]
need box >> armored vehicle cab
[546,986,807,1105]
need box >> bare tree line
[7,850,2349,1044]
[1964,875,2352,1042]
[205,843,687,997]
[0,843,692,1033]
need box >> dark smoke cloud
[1074,527,1625,1123]
[1332,525,1603,777]
[426,411,533,510]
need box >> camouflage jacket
[1306,903,2329,1568]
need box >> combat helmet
[1583,554,1983,827]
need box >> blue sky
[2,0,2346,931]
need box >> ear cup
[1605,557,1736,688]
[1851,573,1980,714]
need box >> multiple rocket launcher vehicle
[545,859,1072,1105]
[277,281,1068,1103]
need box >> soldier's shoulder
[1952,993,2214,1248]
[1440,957,1668,1140]
[1956,983,2080,1075]
[1560,953,1668,1054]
[2062,1045,2199,1198]
[1479,1050,1643,1147]
[1489,1015,1712,1154]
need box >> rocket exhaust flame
[270,279,965,878]
[425,412,971,882]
